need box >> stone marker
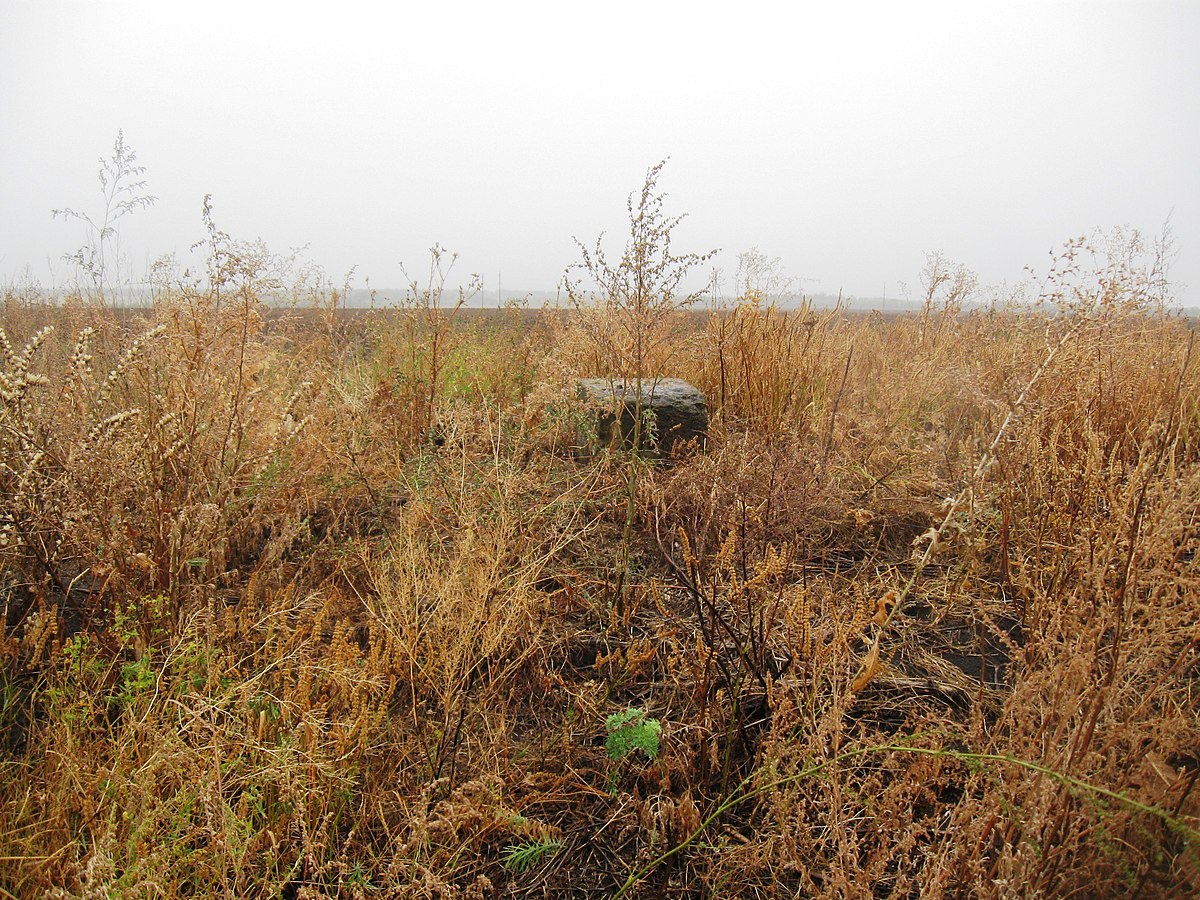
[577,377,708,459]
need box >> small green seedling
[502,838,562,873]
[605,707,662,762]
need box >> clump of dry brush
[1,169,1197,897]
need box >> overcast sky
[2,1,1196,304]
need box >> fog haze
[2,1,1197,304]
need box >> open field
[2,239,1199,898]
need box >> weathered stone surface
[577,377,708,459]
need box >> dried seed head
[70,327,96,379]
[87,408,142,444]
[98,324,166,406]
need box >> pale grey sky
[2,1,1197,303]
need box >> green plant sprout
[605,706,662,762]
[501,838,563,873]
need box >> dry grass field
[1,192,1198,897]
